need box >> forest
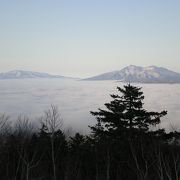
[0,84,180,180]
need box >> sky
[0,0,180,78]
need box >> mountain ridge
[0,70,76,80]
[84,65,180,83]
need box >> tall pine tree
[90,84,167,138]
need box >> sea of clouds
[0,79,180,133]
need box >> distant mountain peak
[126,65,141,68]
[0,70,75,80]
[85,65,180,83]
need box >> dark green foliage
[91,84,167,138]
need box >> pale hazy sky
[0,0,180,78]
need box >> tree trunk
[51,138,57,180]
[96,163,99,180]
[26,164,29,180]
[106,148,110,180]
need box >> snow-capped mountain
[0,70,74,79]
[84,65,180,83]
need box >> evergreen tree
[90,84,167,138]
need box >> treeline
[0,84,180,180]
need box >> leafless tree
[12,116,37,180]
[14,115,35,138]
[0,113,11,136]
[18,149,43,180]
[129,140,156,180]
[40,105,63,180]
